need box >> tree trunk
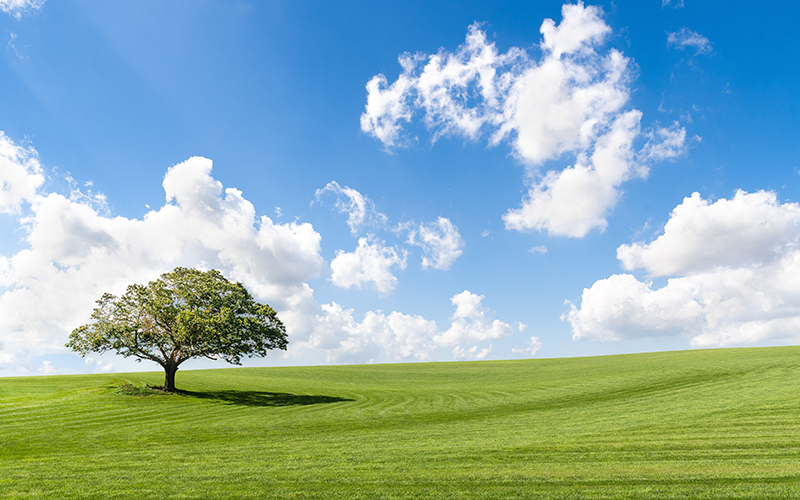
[164,361,178,392]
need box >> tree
[67,267,287,392]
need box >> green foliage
[66,267,287,390]
[2,347,800,498]
[113,382,168,396]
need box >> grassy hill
[2,347,800,499]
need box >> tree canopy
[67,267,287,391]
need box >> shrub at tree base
[67,267,287,391]
[113,382,169,396]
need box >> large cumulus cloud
[362,2,685,237]
[296,290,517,363]
[0,135,524,373]
[0,153,324,357]
[565,190,800,347]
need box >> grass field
[2,347,800,499]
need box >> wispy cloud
[661,0,685,9]
[512,336,543,357]
[6,31,24,60]
[318,182,465,275]
[667,27,713,56]
[0,0,45,19]
[315,181,388,235]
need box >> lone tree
[67,267,287,392]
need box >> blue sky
[1,0,799,376]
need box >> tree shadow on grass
[179,390,354,407]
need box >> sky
[1,0,799,377]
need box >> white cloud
[317,183,464,274]
[295,290,517,363]
[407,217,464,270]
[452,344,492,360]
[361,3,616,163]
[662,0,685,8]
[6,32,25,61]
[0,138,513,371]
[538,2,611,59]
[617,191,800,277]
[433,290,514,346]
[529,246,548,254]
[566,190,800,347]
[0,0,44,19]
[297,301,440,363]
[0,132,44,213]
[0,155,324,356]
[360,68,417,149]
[0,351,30,374]
[362,2,685,238]
[84,357,114,373]
[565,273,703,341]
[667,28,712,56]
[512,336,542,357]
[639,122,687,162]
[308,303,441,363]
[0,142,482,371]
[330,235,407,294]
[504,110,650,237]
[315,181,387,234]
[361,23,521,149]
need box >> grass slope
[2,347,800,499]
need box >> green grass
[2,347,800,499]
